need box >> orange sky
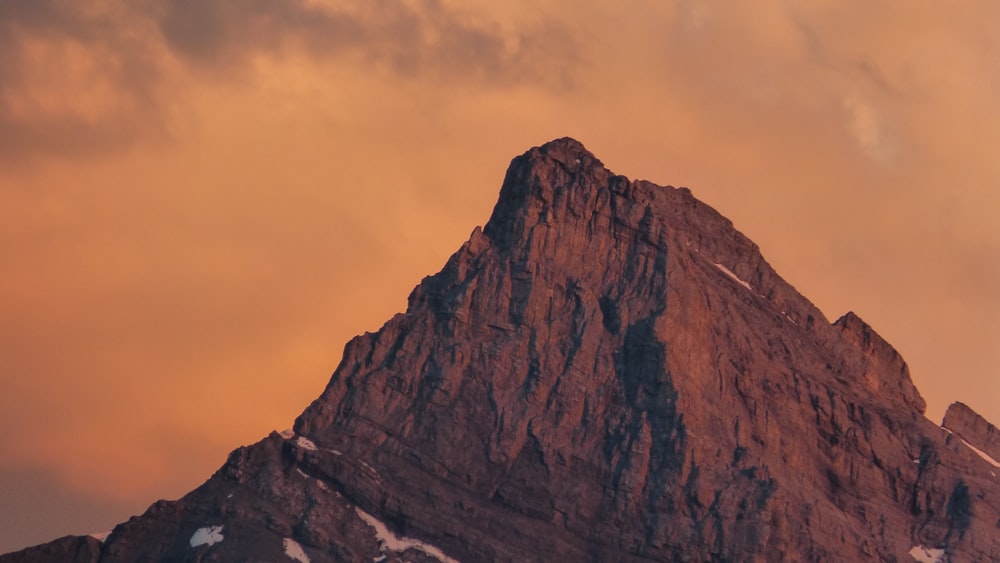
[1,0,998,553]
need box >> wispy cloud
[0,0,578,164]
[0,1,167,162]
[842,93,897,162]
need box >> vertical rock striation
[4,138,999,562]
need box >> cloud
[0,1,168,165]
[0,1,578,165]
[842,93,897,162]
[151,0,578,86]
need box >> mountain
[4,138,999,562]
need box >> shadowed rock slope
[5,138,999,562]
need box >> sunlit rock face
[944,401,1000,464]
[4,139,999,562]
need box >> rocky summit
[5,138,999,562]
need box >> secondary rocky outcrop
[5,138,998,562]
[943,402,1000,466]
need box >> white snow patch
[89,531,111,542]
[908,545,945,563]
[283,538,311,563]
[189,525,224,547]
[296,436,318,451]
[713,262,752,290]
[295,467,310,479]
[959,437,1000,469]
[286,431,341,455]
[354,506,459,563]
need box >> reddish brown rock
[943,401,1000,465]
[4,138,999,562]
[833,311,927,414]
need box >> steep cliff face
[5,138,999,562]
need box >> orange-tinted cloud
[0,0,578,166]
[154,0,577,84]
[0,3,162,161]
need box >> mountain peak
[533,136,601,166]
[482,137,612,250]
[5,140,999,563]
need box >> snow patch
[908,545,945,563]
[354,506,458,563]
[296,436,318,451]
[283,538,311,563]
[286,431,342,455]
[189,525,224,547]
[89,531,111,542]
[713,262,752,290]
[959,437,1000,469]
[295,467,310,479]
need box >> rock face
[4,138,999,562]
[943,402,1000,467]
